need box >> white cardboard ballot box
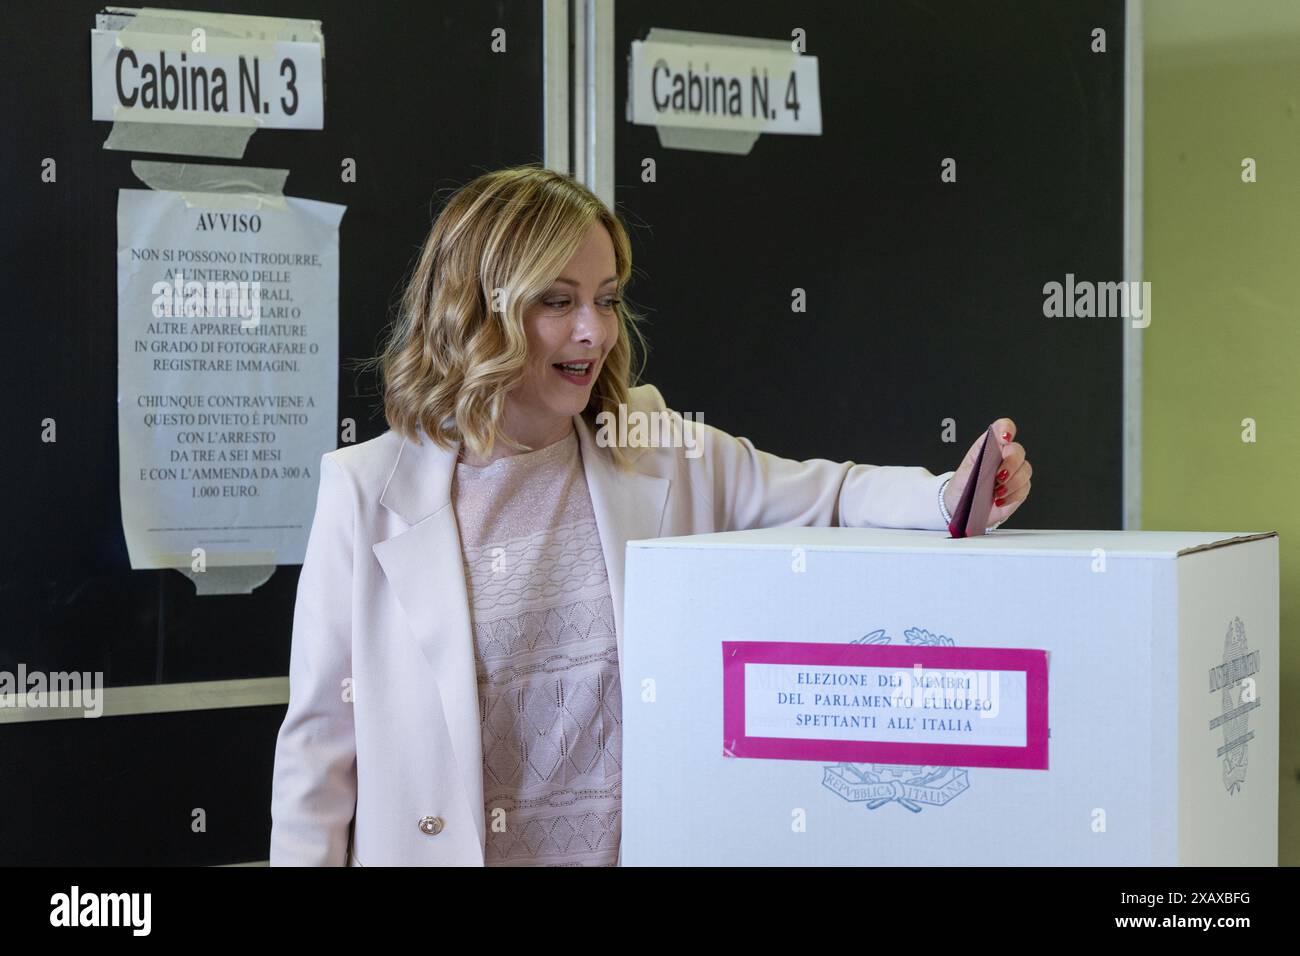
[621,528,1278,866]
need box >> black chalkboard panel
[3,704,287,866]
[614,0,1126,531]
[2,0,544,687]
[0,0,544,865]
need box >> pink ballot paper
[948,424,1003,538]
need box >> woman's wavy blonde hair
[380,164,648,470]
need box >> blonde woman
[268,165,1033,867]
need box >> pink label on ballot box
[722,641,1049,770]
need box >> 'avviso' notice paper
[116,188,346,570]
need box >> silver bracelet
[938,475,954,525]
[938,473,1003,533]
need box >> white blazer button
[418,815,444,836]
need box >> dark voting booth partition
[1,0,544,865]
[613,0,1126,532]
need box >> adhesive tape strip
[176,565,277,596]
[149,549,277,569]
[149,549,279,596]
[104,120,255,159]
[641,28,796,156]
[130,158,288,193]
[131,159,290,211]
[118,6,324,47]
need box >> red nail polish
[995,497,1005,507]
[1001,432,1011,442]
[995,485,1006,497]
[997,469,1008,482]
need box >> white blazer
[269,383,954,866]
